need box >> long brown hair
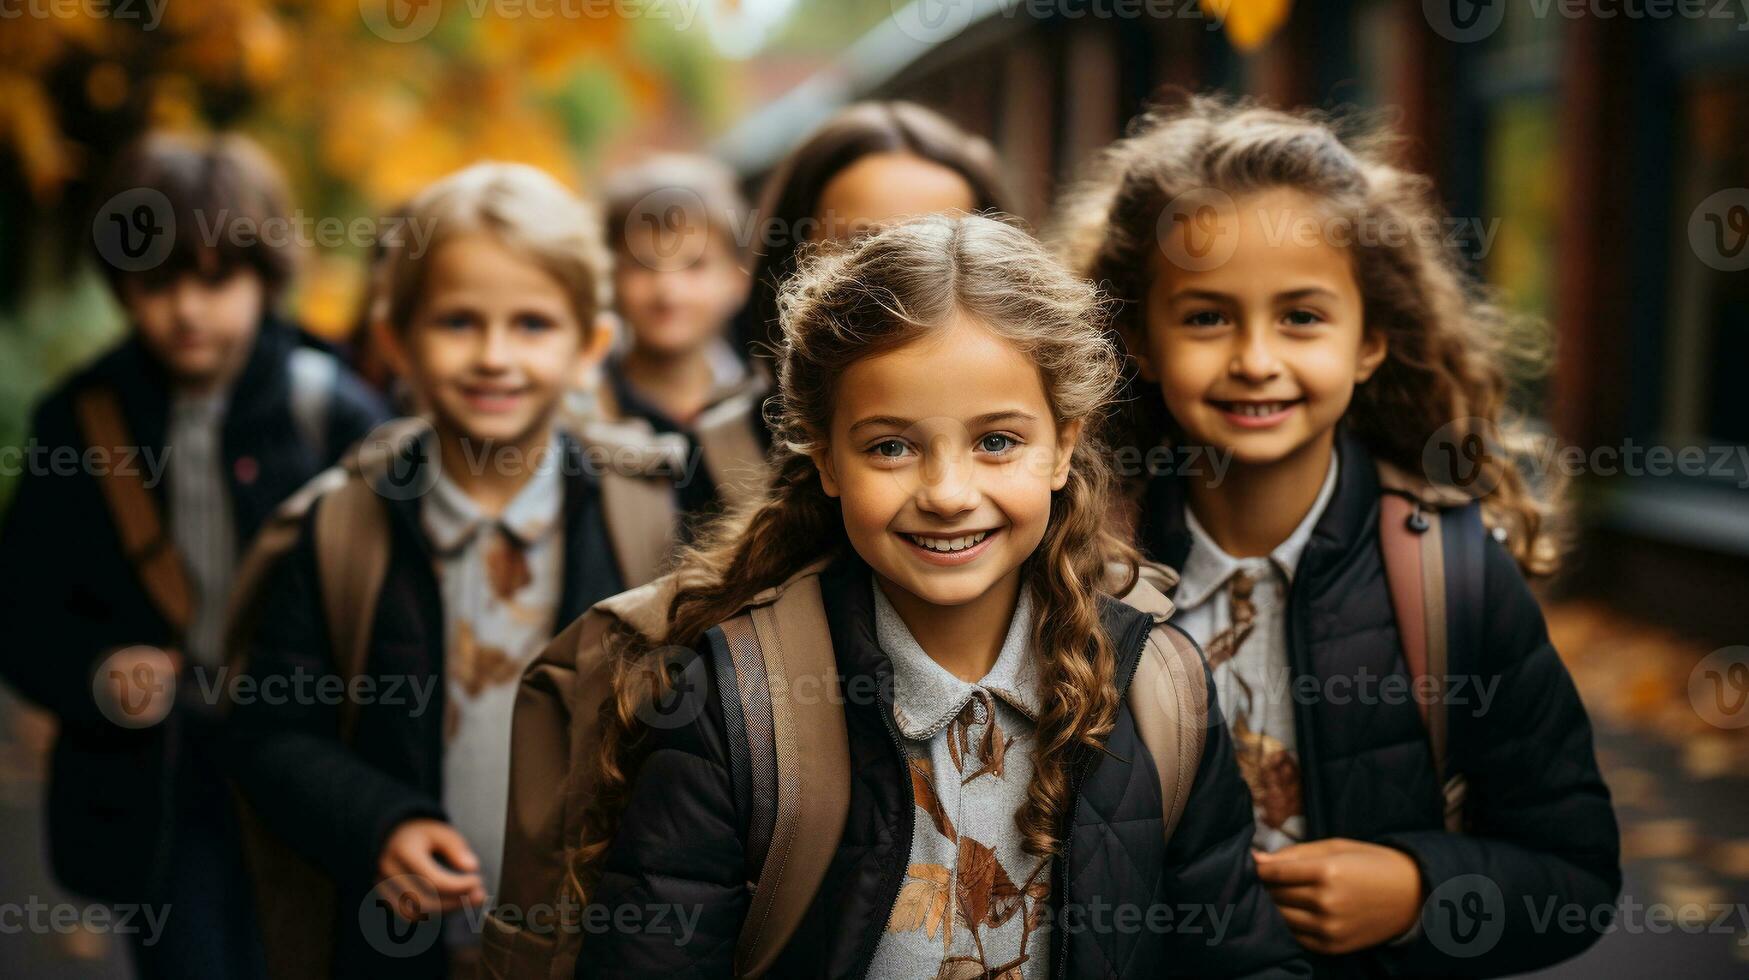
[740,101,1015,363]
[1054,95,1561,575]
[572,215,1140,898]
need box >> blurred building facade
[720,0,1749,644]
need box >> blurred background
[1,0,1745,976]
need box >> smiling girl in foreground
[1058,98,1620,976]
[570,215,1307,978]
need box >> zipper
[848,683,916,980]
[1053,612,1154,980]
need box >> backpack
[588,371,773,517]
[221,417,688,980]
[1376,461,1487,833]
[480,559,1209,980]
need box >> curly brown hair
[1052,95,1562,575]
[570,214,1141,899]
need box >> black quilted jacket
[1134,428,1621,978]
[581,555,1311,979]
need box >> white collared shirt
[1172,451,1339,852]
[420,432,566,907]
[869,580,1053,980]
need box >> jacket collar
[1137,426,1383,595]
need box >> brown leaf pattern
[1232,715,1303,831]
[879,692,1052,978]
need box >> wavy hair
[1053,95,1562,575]
[571,215,1140,898]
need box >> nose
[914,432,981,517]
[477,321,512,373]
[1229,321,1282,383]
[172,279,207,325]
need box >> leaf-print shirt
[421,432,565,906]
[868,579,1053,980]
[1172,450,1338,853]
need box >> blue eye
[979,433,1018,454]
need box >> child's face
[614,230,747,359]
[392,232,602,447]
[1137,187,1385,468]
[122,255,264,391]
[812,314,1082,610]
[810,153,977,243]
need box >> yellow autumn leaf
[1199,0,1294,52]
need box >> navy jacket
[581,555,1311,979]
[0,318,387,901]
[227,430,629,978]
[1135,428,1621,978]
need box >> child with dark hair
[0,130,389,979]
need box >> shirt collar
[421,430,566,556]
[873,579,1042,739]
[1175,449,1341,610]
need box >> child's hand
[1252,838,1423,955]
[377,819,486,917]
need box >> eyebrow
[848,410,1039,434]
[1166,286,1342,304]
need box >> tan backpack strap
[73,385,194,637]
[1133,626,1209,843]
[1379,477,1469,833]
[222,468,349,676]
[597,468,677,589]
[692,390,769,512]
[734,575,850,978]
[313,475,392,742]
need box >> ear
[373,317,412,380]
[583,313,616,367]
[1355,326,1388,384]
[1050,418,1085,492]
[1122,320,1159,384]
[809,438,841,498]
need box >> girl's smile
[1208,397,1305,430]
[896,526,1004,565]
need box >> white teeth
[905,530,991,553]
[1229,402,1287,417]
